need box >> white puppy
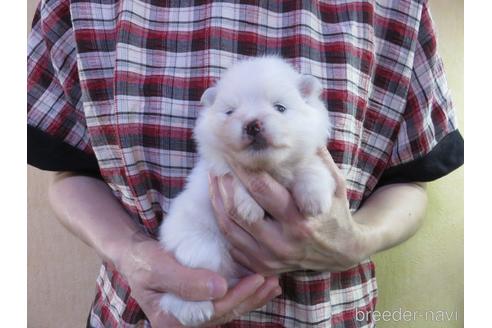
[159,56,335,326]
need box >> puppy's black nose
[245,120,263,137]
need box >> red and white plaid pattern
[28,0,457,327]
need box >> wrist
[351,217,385,260]
[102,229,152,275]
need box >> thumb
[317,147,347,198]
[159,256,228,301]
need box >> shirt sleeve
[27,1,100,176]
[377,1,464,187]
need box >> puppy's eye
[225,109,234,115]
[274,104,287,113]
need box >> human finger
[146,249,228,301]
[209,175,263,253]
[228,275,281,314]
[316,147,347,198]
[225,161,302,223]
[212,274,265,317]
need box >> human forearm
[353,182,427,257]
[48,172,143,267]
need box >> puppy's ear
[298,75,322,99]
[200,87,217,107]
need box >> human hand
[209,148,368,275]
[115,232,281,327]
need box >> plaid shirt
[27,0,463,327]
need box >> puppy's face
[195,57,330,170]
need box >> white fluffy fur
[159,56,335,326]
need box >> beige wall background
[373,1,464,327]
[27,2,102,327]
[27,0,464,327]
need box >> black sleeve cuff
[377,129,464,187]
[28,125,101,177]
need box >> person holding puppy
[28,0,463,327]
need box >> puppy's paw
[233,180,264,224]
[160,293,214,327]
[235,196,264,224]
[293,182,333,217]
